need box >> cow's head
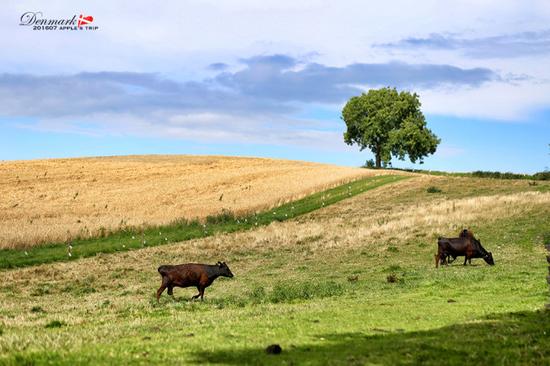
[483,252,495,265]
[217,261,234,278]
[474,238,494,265]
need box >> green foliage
[470,170,550,181]
[248,285,267,304]
[44,320,65,328]
[387,245,399,252]
[393,167,550,181]
[534,171,550,180]
[426,186,442,193]
[206,208,235,224]
[342,87,440,168]
[472,170,533,179]
[363,159,376,168]
[386,273,402,283]
[30,306,44,313]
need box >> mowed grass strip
[0,175,407,269]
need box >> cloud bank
[0,55,498,146]
[376,30,550,58]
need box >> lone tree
[342,87,440,168]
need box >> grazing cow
[442,229,473,265]
[156,261,234,302]
[435,229,494,268]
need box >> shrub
[45,320,65,328]
[390,167,550,180]
[386,274,400,283]
[363,159,376,169]
[426,186,442,193]
[533,171,550,181]
[471,170,535,180]
[248,285,267,304]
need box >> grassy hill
[0,161,549,365]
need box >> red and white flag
[77,14,93,27]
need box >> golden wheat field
[0,155,391,249]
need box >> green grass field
[0,174,549,365]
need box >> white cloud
[420,80,550,120]
[17,112,347,151]
[1,0,550,123]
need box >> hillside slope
[0,175,549,364]
[0,155,392,249]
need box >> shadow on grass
[191,310,550,365]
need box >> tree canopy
[342,87,440,168]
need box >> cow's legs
[199,286,205,300]
[192,286,202,300]
[436,249,447,268]
[156,277,169,302]
[167,285,174,298]
[463,256,469,266]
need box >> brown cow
[156,261,234,302]
[435,229,494,268]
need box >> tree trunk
[375,148,381,169]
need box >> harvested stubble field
[0,171,549,365]
[0,155,390,249]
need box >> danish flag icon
[77,14,93,27]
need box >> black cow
[435,229,494,268]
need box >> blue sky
[1,1,549,173]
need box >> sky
[1,1,549,173]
